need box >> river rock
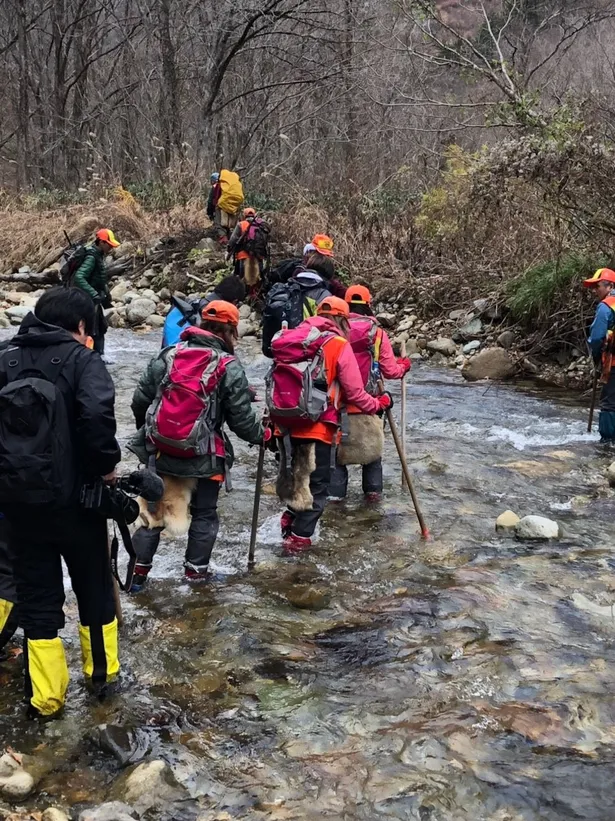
[0,753,34,799]
[376,312,396,328]
[607,463,615,488]
[126,298,157,325]
[196,237,218,252]
[239,303,252,319]
[159,287,172,301]
[454,318,482,342]
[462,340,481,354]
[427,337,457,357]
[140,288,160,303]
[285,585,330,610]
[79,801,137,821]
[238,319,257,338]
[497,329,516,349]
[0,312,10,329]
[4,291,26,304]
[6,305,31,325]
[122,291,140,304]
[42,809,70,821]
[462,348,515,381]
[113,760,183,814]
[110,280,130,302]
[146,314,165,328]
[449,309,467,321]
[496,510,520,532]
[96,724,150,766]
[515,515,559,540]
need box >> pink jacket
[303,316,381,415]
[349,314,407,386]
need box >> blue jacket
[589,290,615,359]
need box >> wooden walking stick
[588,369,599,433]
[248,443,266,570]
[400,341,408,490]
[379,380,430,539]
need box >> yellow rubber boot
[79,619,120,684]
[25,637,69,717]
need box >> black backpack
[261,280,308,357]
[0,348,78,509]
[59,244,88,286]
[238,218,270,259]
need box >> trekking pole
[400,341,408,490]
[588,368,599,433]
[378,380,430,539]
[248,442,266,570]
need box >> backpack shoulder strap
[3,346,76,385]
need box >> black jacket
[0,314,121,481]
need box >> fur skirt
[276,439,316,512]
[337,414,384,466]
[138,474,197,536]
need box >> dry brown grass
[0,194,207,272]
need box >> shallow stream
[2,329,615,820]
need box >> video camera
[80,469,164,525]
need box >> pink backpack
[145,342,232,458]
[349,316,383,394]
[265,324,337,426]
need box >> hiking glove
[397,357,411,374]
[378,393,393,411]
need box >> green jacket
[73,245,107,299]
[128,329,263,478]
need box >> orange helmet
[317,296,349,319]
[96,228,120,247]
[243,207,256,218]
[311,234,334,257]
[345,285,372,305]
[201,300,240,327]
[583,268,615,287]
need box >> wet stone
[515,515,559,540]
[283,585,330,610]
[79,801,137,821]
[95,723,151,766]
[496,510,520,532]
[42,810,71,821]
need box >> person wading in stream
[329,285,411,503]
[266,296,392,554]
[584,268,615,442]
[128,300,269,590]
[72,227,121,355]
[227,208,270,304]
[0,288,121,718]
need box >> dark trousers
[133,478,221,571]
[93,304,106,355]
[0,516,19,652]
[9,507,118,711]
[599,370,615,440]
[9,508,115,639]
[329,459,383,498]
[288,440,333,538]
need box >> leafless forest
[1,0,614,195]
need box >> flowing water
[2,329,615,820]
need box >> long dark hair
[347,302,374,317]
[305,252,335,281]
[200,320,237,352]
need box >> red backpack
[145,339,232,459]
[265,323,339,428]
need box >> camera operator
[0,287,121,719]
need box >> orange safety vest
[234,220,251,261]
[600,296,615,382]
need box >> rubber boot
[129,563,152,594]
[282,533,312,555]
[184,563,210,583]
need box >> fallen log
[0,271,61,286]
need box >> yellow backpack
[217,169,244,215]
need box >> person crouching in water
[128,301,266,589]
[584,268,615,443]
[329,285,411,502]
[267,296,393,554]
